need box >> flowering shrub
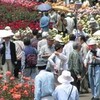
[0,2,41,31]
[0,71,34,100]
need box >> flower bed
[0,2,41,31]
[0,71,34,100]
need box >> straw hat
[58,70,74,83]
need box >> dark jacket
[1,41,17,65]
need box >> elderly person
[40,12,50,32]
[0,33,17,80]
[52,70,79,100]
[13,31,25,78]
[34,62,55,100]
[68,42,82,92]
[62,34,76,70]
[21,37,37,78]
[38,36,55,66]
[84,39,100,100]
[56,13,67,37]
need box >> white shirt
[48,53,67,71]
[5,42,11,59]
[62,41,74,70]
[65,17,75,34]
[84,48,100,67]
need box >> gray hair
[73,42,81,50]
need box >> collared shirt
[48,53,67,71]
[80,42,88,61]
[84,48,100,66]
[62,41,74,70]
[34,70,55,100]
[14,40,24,60]
[52,83,79,100]
[5,42,11,59]
[38,44,55,64]
[68,50,82,75]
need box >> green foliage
[0,3,37,23]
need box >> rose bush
[0,1,41,31]
[0,71,34,100]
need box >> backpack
[26,54,37,67]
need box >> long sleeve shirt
[84,48,100,67]
[48,52,67,71]
[34,70,55,100]
[52,83,79,100]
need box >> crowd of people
[0,3,100,100]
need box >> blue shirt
[34,70,55,100]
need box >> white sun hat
[87,39,96,45]
[58,70,74,84]
[53,34,62,42]
[0,30,14,38]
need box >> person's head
[87,39,97,50]
[55,42,63,52]
[69,34,76,41]
[23,37,31,46]
[73,42,81,51]
[60,13,65,20]
[58,70,74,84]
[42,31,49,38]
[36,61,46,71]
[79,35,86,44]
[3,37,11,42]
[47,36,54,47]
[77,23,83,31]
[32,29,38,36]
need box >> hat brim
[58,75,74,83]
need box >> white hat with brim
[36,60,47,67]
[54,34,63,42]
[87,39,96,45]
[58,70,74,84]
[0,30,14,38]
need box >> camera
[90,50,97,56]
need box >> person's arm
[21,51,25,71]
[55,52,67,61]
[84,51,90,68]
[34,77,41,100]
[48,53,56,66]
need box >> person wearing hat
[40,13,50,32]
[38,35,55,67]
[0,32,17,80]
[13,31,25,78]
[84,39,100,100]
[37,31,49,52]
[34,62,55,100]
[52,70,79,100]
